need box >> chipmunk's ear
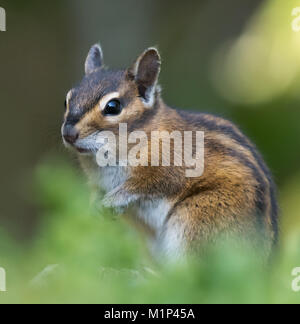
[85,44,104,75]
[128,48,161,106]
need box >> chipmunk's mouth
[62,131,103,155]
[73,142,103,155]
[63,140,94,155]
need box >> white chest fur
[99,166,128,193]
[81,158,182,260]
[135,199,171,232]
[99,166,171,232]
[135,199,184,261]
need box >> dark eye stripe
[66,115,81,125]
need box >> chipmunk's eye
[103,99,122,116]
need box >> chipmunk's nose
[63,124,79,145]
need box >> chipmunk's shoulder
[174,109,236,130]
[173,108,256,150]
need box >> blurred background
[0,0,300,303]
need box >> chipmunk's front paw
[103,187,139,208]
[102,193,114,208]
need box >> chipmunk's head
[62,44,161,154]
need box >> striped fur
[62,45,278,261]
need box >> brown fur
[62,45,278,260]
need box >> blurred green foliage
[0,160,300,304]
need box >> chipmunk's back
[175,109,278,246]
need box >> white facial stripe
[65,90,73,114]
[99,92,120,111]
[66,90,73,104]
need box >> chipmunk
[62,44,278,261]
